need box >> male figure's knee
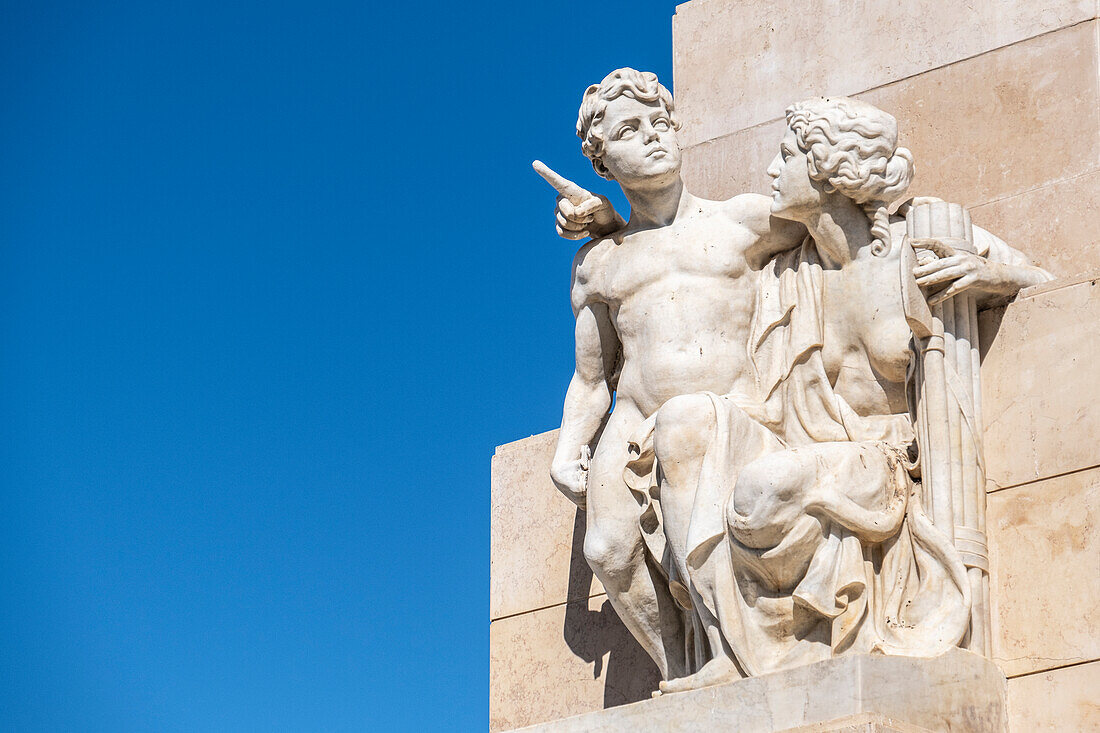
[583,527,642,590]
[654,393,715,465]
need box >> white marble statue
[538,70,1052,692]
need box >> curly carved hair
[786,97,914,256]
[577,68,681,180]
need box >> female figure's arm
[913,225,1055,307]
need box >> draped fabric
[625,238,971,679]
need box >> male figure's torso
[572,194,783,418]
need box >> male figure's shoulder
[714,192,775,232]
[713,193,807,264]
[569,235,617,312]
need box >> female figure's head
[768,97,914,255]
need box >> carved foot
[658,655,741,694]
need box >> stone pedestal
[513,650,1006,733]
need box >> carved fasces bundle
[905,199,992,656]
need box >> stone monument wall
[492,2,1099,729]
[672,0,1100,278]
[490,433,661,732]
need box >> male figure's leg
[584,400,689,681]
[652,394,715,588]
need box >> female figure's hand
[911,238,1044,306]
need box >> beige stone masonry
[780,714,937,732]
[495,3,1100,727]
[491,281,1100,728]
[681,21,1100,217]
[858,21,1100,209]
[981,275,1100,490]
[489,594,660,732]
[988,466,1100,678]
[511,650,1006,733]
[1005,660,1100,731]
[672,0,1098,148]
[491,430,602,620]
[679,118,786,200]
[969,169,1100,277]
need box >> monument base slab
[510,650,1006,733]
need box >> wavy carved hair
[577,68,681,180]
[786,97,914,256]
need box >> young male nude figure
[538,68,805,680]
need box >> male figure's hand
[533,160,624,241]
[550,445,590,510]
[555,193,621,240]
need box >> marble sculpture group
[536,68,1053,693]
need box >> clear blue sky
[1,1,677,730]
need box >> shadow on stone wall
[977,304,1005,361]
[561,509,661,708]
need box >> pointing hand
[533,160,623,240]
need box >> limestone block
[491,429,602,620]
[514,650,1006,733]
[859,21,1100,209]
[780,715,934,732]
[781,715,935,733]
[970,170,1100,278]
[981,276,1100,489]
[680,22,1100,209]
[489,594,660,732]
[671,0,1097,147]
[680,117,786,201]
[988,467,1100,678]
[1006,661,1100,731]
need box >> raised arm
[533,161,625,241]
[550,296,620,510]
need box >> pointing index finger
[532,160,590,205]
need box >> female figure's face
[767,128,826,221]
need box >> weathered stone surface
[970,170,1100,278]
[679,117,786,200]
[782,717,933,733]
[491,430,601,620]
[988,467,1100,678]
[1006,661,1100,731]
[671,0,1097,147]
[781,714,935,732]
[489,594,660,732]
[681,22,1100,208]
[513,650,1006,732]
[859,21,1100,209]
[981,275,1100,489]
[534,61,1063,705]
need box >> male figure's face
[596,95,681,189]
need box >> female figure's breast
[822,253,913,415]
